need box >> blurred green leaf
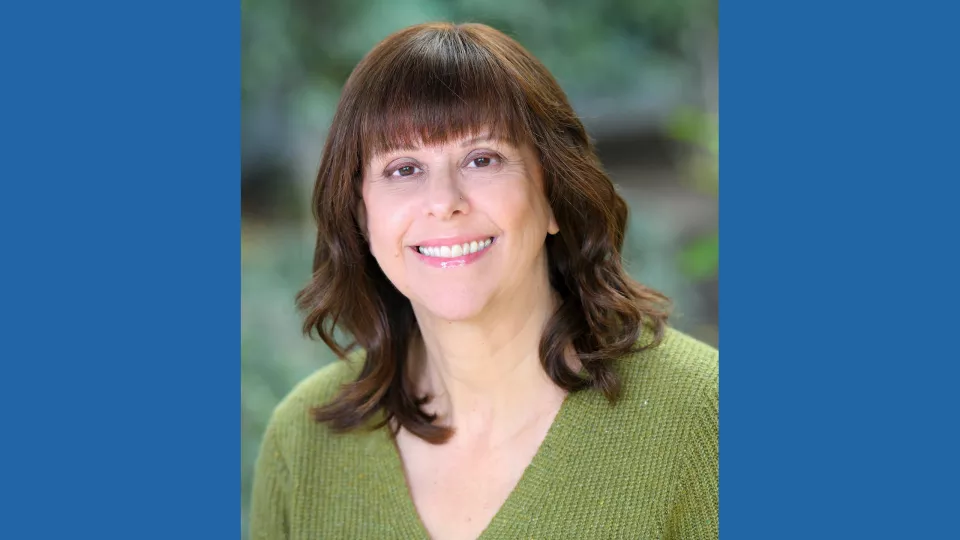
[678,231,718,280]
[668,107,718,154]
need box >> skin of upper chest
[395,418,553,540]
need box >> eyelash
[384,152,503,179]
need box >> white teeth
[417,237,494,258]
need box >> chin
[412,291,489,322]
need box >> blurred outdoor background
[241,1,717,537]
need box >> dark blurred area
[241,1,717,537]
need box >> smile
[416,237,494,258]
[411,236,497,268]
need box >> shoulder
[545,326,717,531]
[280,353,363,416]
[620,325,717,391]
[612,325,718,417]
[250,353,377,536]
[261,352,366,451]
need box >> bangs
[355,28,534,164]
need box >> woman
[250,22,718,540]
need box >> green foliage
[669,107,719,279]
[668,106,719,193]
[679,231,719,280]
[241,0,718,151]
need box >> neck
[409,269,567,443]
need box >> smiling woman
[249,21,718,540]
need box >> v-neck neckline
[372,389,586,539]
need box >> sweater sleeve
[665,370,719,540]
[249,420,290,540]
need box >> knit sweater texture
[249,327,719,539]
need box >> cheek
[477,180,552,232]
[363,195,411,260]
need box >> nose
[424,165,469,220]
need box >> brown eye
[390,164,421,178]
[468,154,499,168]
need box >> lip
[409,236,497,268]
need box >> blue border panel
[723,1,960,538]
[1,1,238,538]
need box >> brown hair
[296,22,670,443]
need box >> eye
[467,154,500,168]
[390,164,422,178]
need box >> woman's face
[360,134,559,322]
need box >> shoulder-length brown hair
[296,22,670,443]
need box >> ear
[547,208,560,235]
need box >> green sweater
[250,328,719,539]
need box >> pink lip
[409,236,496,268]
